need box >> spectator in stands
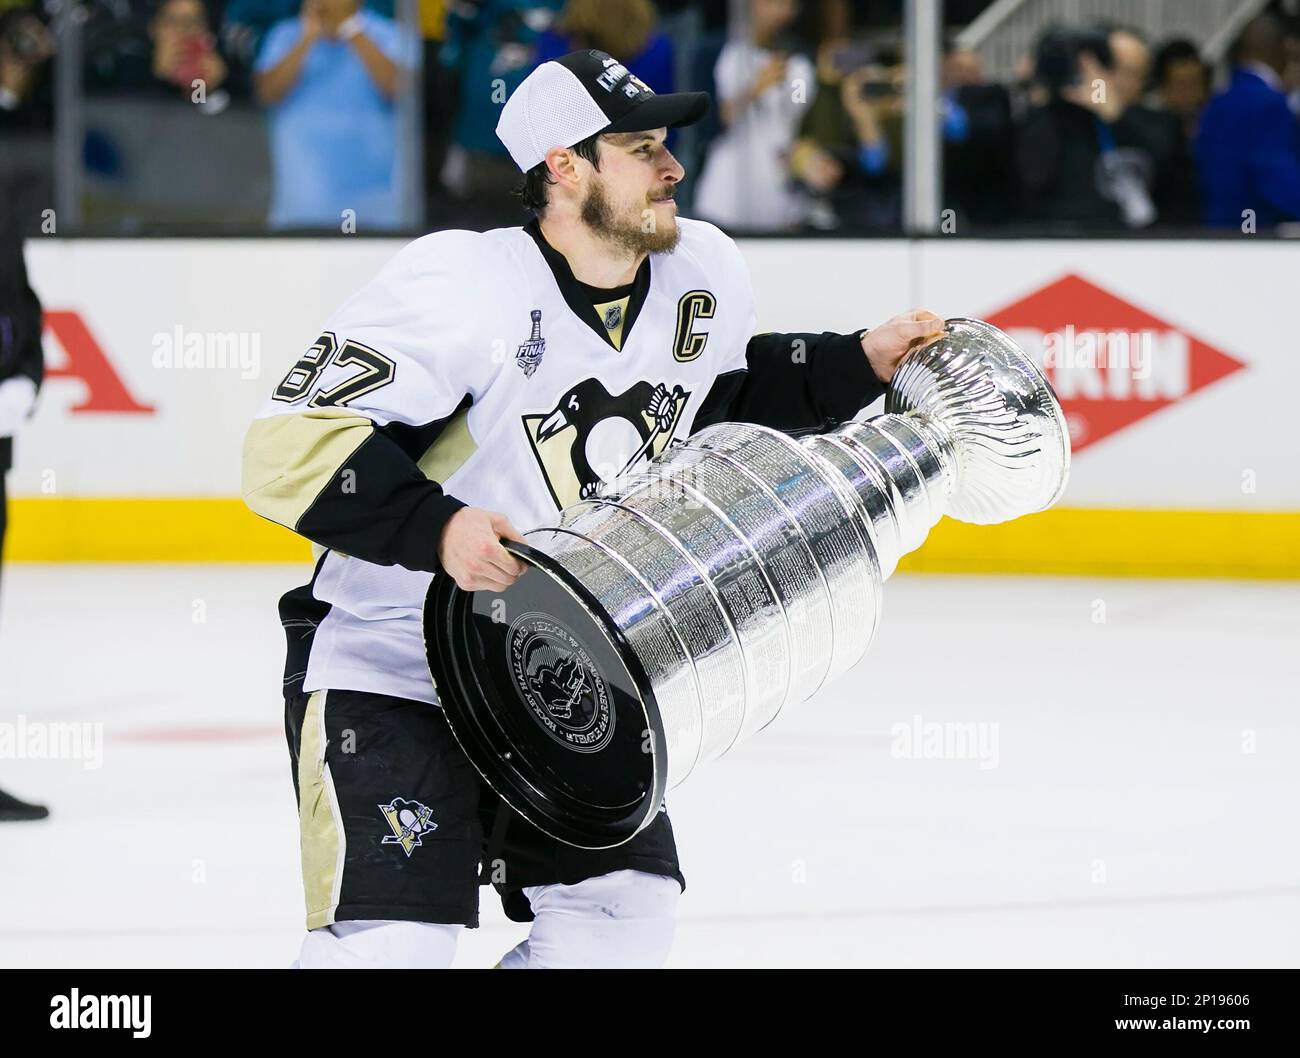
[1285,19,1300,117]
[788,40,903,231]
[1017,27,1127,228]
[1107,26,1200,225]
[0,5,53,132]
[225,3,396,72]
[1195,14,1300,228]
[0,6,54,237]
[535,0,674,92]
[254,0,415,230]
[943,44,984,93]
[939,43,1015,226]
[414,0,454,227]
[1151,37,1211,142]
[86,0,234,112]
[1106,24,1149,113]
[437,0,564,223]
[223,0,302,77]
[693,0,815,230]
[150,0,230,108]
[1017,24,1195,230]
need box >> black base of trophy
[424,541,667,850]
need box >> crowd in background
[1,0,1298,235]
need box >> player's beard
[580,174,680,255]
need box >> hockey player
[242,49,944,968]
[0,180,48,823]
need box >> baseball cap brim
[496,51,713,171]
[602,91,710,133]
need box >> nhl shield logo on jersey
[522,378,689,509]
[378,797,437,857]
[515,309,546,378]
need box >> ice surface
[0,564,1295,968]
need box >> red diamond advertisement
[983,273,1246,454]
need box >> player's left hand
[861,309,946,384]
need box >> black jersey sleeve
[692,329,886,434]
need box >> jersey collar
[524,218,651,352]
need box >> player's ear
[544,145,584,193]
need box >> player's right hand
[437,507,528,593]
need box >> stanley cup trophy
[425,319,1071,849]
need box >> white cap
[496,50,710,172]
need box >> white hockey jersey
[245,218,774,704]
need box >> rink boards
[7,236,1297,578]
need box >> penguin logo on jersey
[515,309,546,378]
[522,379,689,509]
[378,797,437,857]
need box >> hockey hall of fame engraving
[506,611,615,753]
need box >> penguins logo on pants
[378,797,437,858]
[522,378,689,509]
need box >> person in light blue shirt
[254,0,415,230]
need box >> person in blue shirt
[1195,14,1300,228]
[254,0,416,230]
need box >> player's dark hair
[516,132,603,215]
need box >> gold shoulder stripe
[417,406,478,483]
[241,408,373,532]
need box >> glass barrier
[1,0,426,235]
[1,1,1297,237]
[661,0,1299,237]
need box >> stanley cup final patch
[515,309,546,377]
[378,797,437,857]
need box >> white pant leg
[498,869,680,969]
[296,919,462,969]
